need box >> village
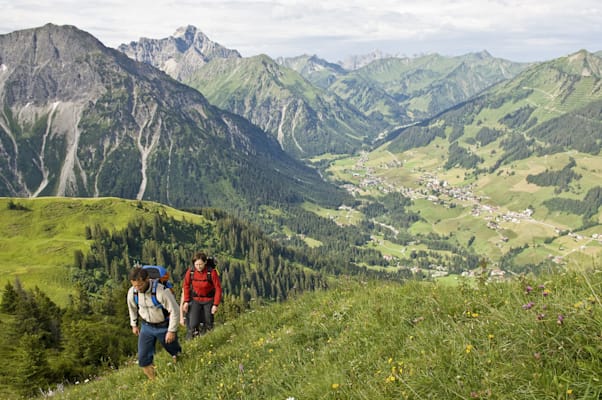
[337,151,602,280]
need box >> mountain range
[0,24,344,211]
[1,23,602,269]
[121,26,528,157]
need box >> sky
[1,0,601,63]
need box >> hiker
[181,252,222,339]
[127,266,182,380]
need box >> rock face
[118,25,241,81]
[0,24,344,209]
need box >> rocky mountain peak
[565,49,602,77]
[118,25,241,81]
[173,25,198,42]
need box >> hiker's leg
[200,301,214,333]
[138,324,157,372]
[157,327,182,356]
[188,301,203,338]
[185,313,193,340]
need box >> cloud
[0,0,600,62]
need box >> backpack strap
[189,267,215,299]
[149,279,162,308]
[134,280,168,319]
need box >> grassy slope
[52,268,602,399]
[0,197,205,305]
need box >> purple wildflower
[522,301,535,310]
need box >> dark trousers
[187,300,214,339]
[138,322,181,366]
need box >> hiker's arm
[179,292,187,326]
[211,269,223,311]
[182,270,191,303]
[126,288,140,333]
[165,331,176,343]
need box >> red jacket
[183,267,222,306]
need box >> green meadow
[0,197,203,305]
[51,268,602,400]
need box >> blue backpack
[133,265,173,312]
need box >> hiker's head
[129,267,150,291]
[192,252,208,269]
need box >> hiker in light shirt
[127,266,181,380]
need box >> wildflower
[538,284,545,290]
[542,289,550,297]
[331,383,340,390]
[567,388,573,395]
[557,315,564,325]
[525,285,533,293]
[533,352,541,360]
[286,397,296,400]
[522,301,535,310]
[386,375,396,383]
[488,334,494,340]
[574,301,583,309]
[537,313,545,320]
[465,344,473,353]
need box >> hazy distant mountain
[330,51,530,124]
[0,24,346,209]
[275,54,347,89]
[338,49,397,70]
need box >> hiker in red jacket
[181,252,222,339]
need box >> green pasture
[367,233,408,259]
[0,197,204,305]
[301,202,363,226]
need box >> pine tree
[0,281,18,313]
[12,333,52,397]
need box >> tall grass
[51,267,602,400]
